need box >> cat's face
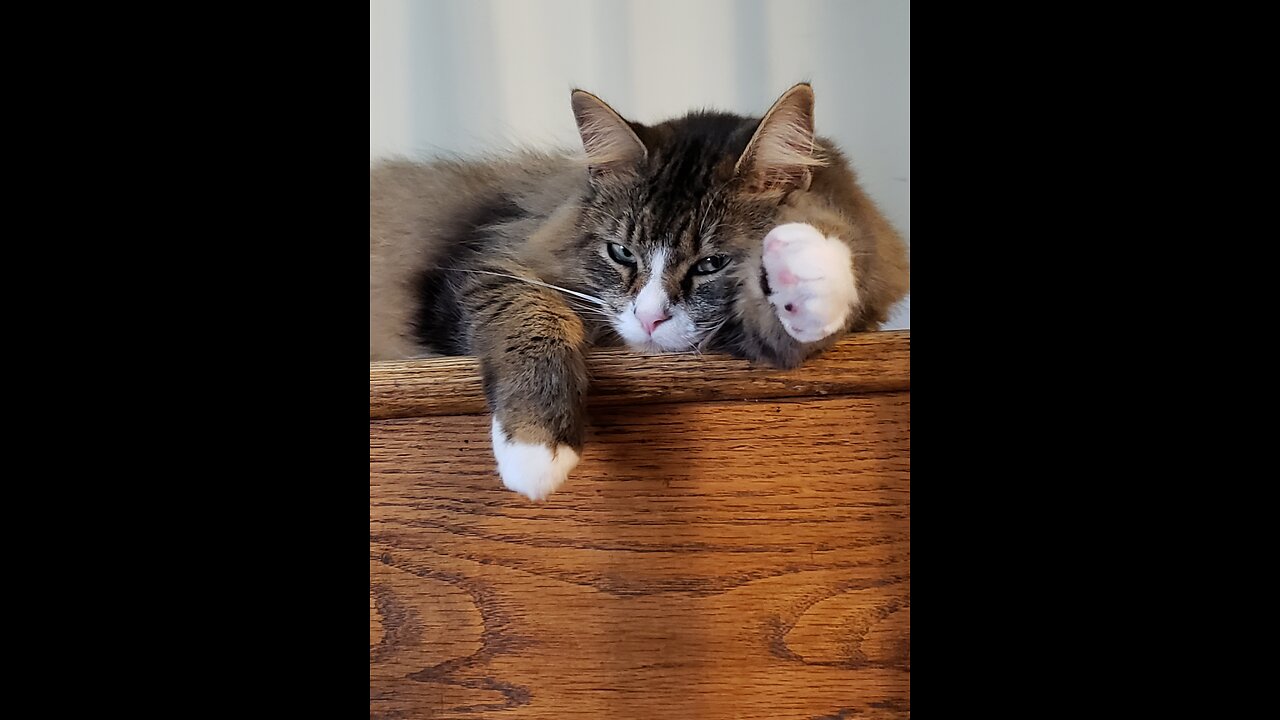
[569,87,820,353]
[580,183,774,353]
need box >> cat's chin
[612,327,678,354]
[614,325,700,354]
[624,339,684,355]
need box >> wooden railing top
[370,329,909,419]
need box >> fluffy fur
[370,84,909,499]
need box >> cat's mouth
[611,311,702,355]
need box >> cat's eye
[607,242,637,265]
[692,254,731,275]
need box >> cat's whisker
[445,268,610,308]
[572,309,616,322]
[563,298,616,321]
[692,315,731,353]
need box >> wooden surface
[370,332,910,719]
[371,329,910,419]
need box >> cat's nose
[637,308,671,335]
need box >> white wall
[370,0,909,328]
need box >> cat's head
[571,84,826,353]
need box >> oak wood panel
[370,330,910,419]
[371,394,910,719]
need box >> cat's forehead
[615,194,722,258]
[624,171,730,240]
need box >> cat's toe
[762,222,858,343]
[490,417,580,500]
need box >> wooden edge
[370,330,909,419]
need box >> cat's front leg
[761,222,858,343]
[465,273,589,500]
[715,221,859,368]
[481,339,587,501]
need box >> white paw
[762,222,858,343]
[490,417,580,501]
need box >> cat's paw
[762,222,858,343]
[490,417,580,501]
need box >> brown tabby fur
[370,84,908,452]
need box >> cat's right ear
[734,83,824,198]
[571,90,647,179]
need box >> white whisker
[445,268,609,307]
[695,315,731,352]
[562,297,616,320]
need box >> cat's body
[370,85,909,499]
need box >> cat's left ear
[734,83,824,197]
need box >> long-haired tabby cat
[371,83,909,500]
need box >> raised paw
[490,417,580,501]
[762,222,858,343]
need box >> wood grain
[371,392,910,719]
[370,330,910,419]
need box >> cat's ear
[571,89,647,179]
[734,83,824,196]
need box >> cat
[370,83,909,500]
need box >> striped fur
[370,84,909,478]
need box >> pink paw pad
[761,223,858,343]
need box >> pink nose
[637,309,671,335]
